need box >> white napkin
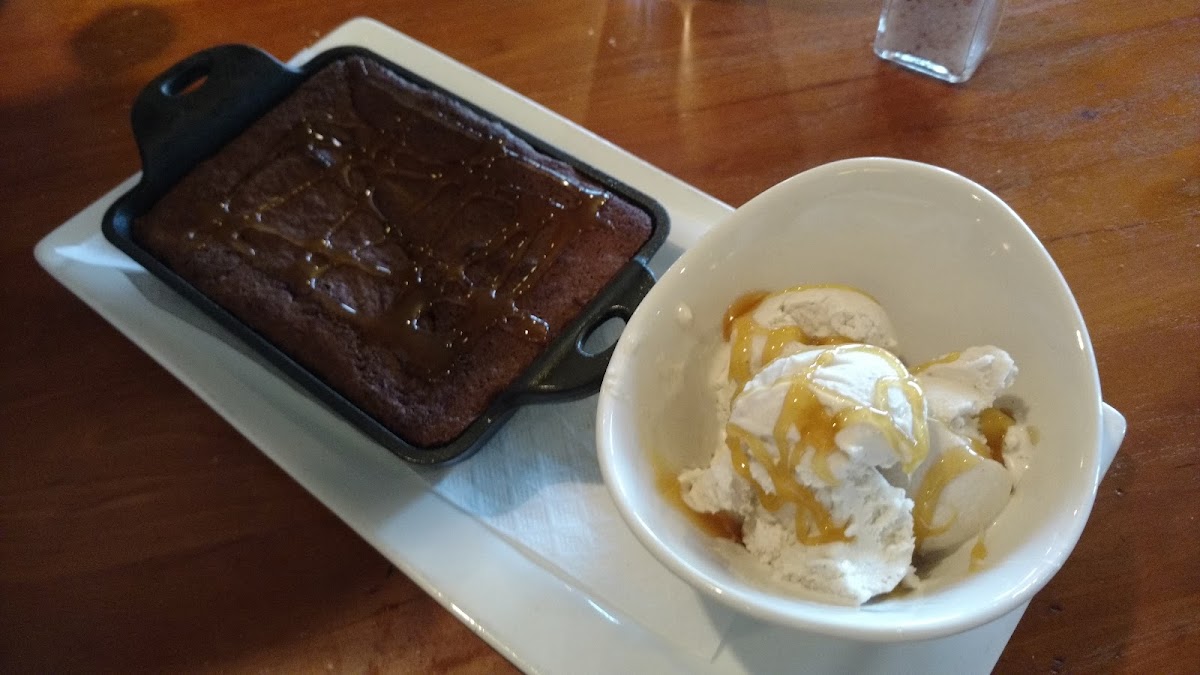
[417,240,739,662]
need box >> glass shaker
[874,0,1007,83]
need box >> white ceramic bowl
[596,157,1126,641]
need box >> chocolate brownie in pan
[133,56,653,446]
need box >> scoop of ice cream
[750,286,899,350]
[682,445,915,605]
[738,461,914,604]
[915,346,1017,433]
[731,344,927,474]
[683,344,927,604]
[909,420,1013,555]
[914,346,1028,478]
[727,286,899,387]
[907,347,1024,554]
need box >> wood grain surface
[2,0,1197,672]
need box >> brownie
[133,56,652,447]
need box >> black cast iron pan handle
[130,44,303,196]
[505,261,657,404]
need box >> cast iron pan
[102,44,670,465]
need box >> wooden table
[2,0,1196,672]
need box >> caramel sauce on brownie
[185,72,611,379]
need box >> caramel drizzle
[910,351,962,374]
[978,407,1016,462]
[912,444,980,544]
[969,534,988,572]
[185,68,610,378]
[725,344,930,546]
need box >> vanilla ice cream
[909,347,1033,555]
[679,285,1035,604]
[909,419,1013,556]
[725,285,898,388]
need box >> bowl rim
[596,156,1104,641]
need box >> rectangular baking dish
[102,43,669,465]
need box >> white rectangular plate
[36,17,1027,674]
